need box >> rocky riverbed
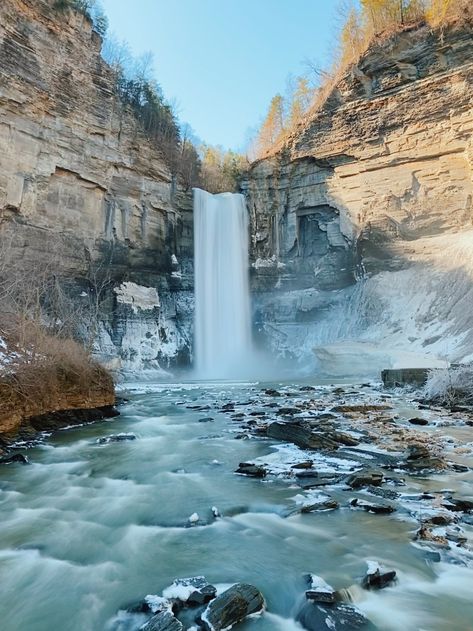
[0,379,472,630]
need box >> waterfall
[193,188,252,378]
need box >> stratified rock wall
[243,22,473,373]
[0,0,194,371]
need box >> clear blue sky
[100,0,341,150]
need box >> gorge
[0,1,473,630]
[1,1,472,378]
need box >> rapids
[0,381,472,630]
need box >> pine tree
[288,77,313,129]
[257,94,285,154]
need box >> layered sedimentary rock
[0,0,193,372]
[243,22,473,373]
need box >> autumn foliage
[252,0,472,159]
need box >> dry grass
[0,326,114,434]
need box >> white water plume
[193,188,253,379]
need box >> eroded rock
[141,611,183,631]
[200,583,265,631]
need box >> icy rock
[361,561,397,590]
[163,576,217,607]
[350,498,396,514]
[144,596,172,614]
[200,583,265,631]
[97,433,136,444]
[141,611,183,631]
[305,574,336,604]
[297,601,376,630]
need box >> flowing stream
[194,189,252,378]
[0,381,472,631]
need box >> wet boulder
[361,562,397,590]
[0,453,29,465]
[96,433,136,444]
[200,583,265,631]
[277,407,301,416]
[346,470,384,489]
[163,576,217,607]
[141,611,183,631]
[365,485,400,500]
[266,421,339,450]
[442,497,473,512]
[350,498,395,514]
[297,601,376,630]
[305,574,336,604]
[404,444,445,471]
[291,461,314,469]
[407,417,428,426]
[235,462,266,477]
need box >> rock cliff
[243,21,473,375]
[0,0,193,373]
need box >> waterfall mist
[193,188,253,379]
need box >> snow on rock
[114,282,160,313]
[144,595,172,614]
[252,256,285,270]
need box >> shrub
[423,364,473,406]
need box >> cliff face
[243,22,473,374]
[0,0,193,372]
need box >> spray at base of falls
[193,188,253,379]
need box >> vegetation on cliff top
[54,0,247,193]
[251,0,473,159]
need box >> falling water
[193,188,252,378]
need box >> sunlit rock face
[243,22,473,374]
[0,0,194,371]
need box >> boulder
[162,576,217,607]
[96,433,136,444]
[297,601,376,630]
[404,444,445,471]
[350,498,395,514]
[361,563,397,590]
[235,462,267,477]
[141,611,183,631]
[200,583,265,631]
[0,453,29,465]
[305,574,336,604]
[442,497,473,512]
[346,470,384,489]
[264,389,281,396]
[407,417,428,426]
[292,461,314,469]
[266,421,339,450]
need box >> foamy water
[0,383,472,630]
